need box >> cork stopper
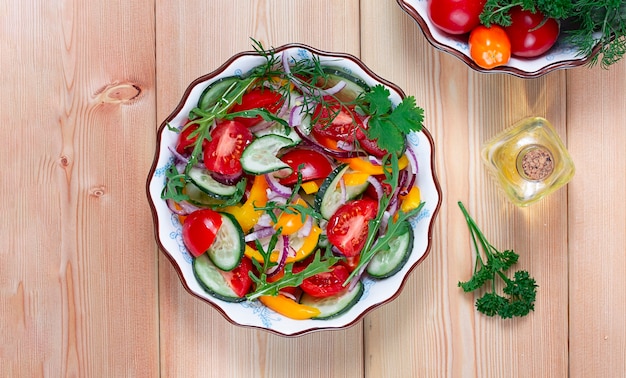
[517,145,554,181]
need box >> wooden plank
[0,0,159,376]
[567,60,626,377]
[360,1,569,376]
[155,1,364,377]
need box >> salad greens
[457,202,538,319]
[160,40,427,318]
[480,0,626,68]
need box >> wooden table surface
[3,1,625,377]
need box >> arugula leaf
[161,164,189,202]
[247,250,339,300]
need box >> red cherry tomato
[469,25,511,69]
[293,260,350,298]
[278,148,334,185]
[504,7,560,58]
[182,209,223,257]
[355,125,388,158]
[203,120,253,177]
[221,256,254,297]
[175,122,199,155]
[427,0,486,35]
[311,97,363,143]
[229,88,284,127]
[326,199,379,257]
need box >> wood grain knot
[97,82,141,104]
[59,155,72,167]
[89,186,106,197]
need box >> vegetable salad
[161,42,426,320]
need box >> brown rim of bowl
[146,43,442,337]
[396,0,603,78]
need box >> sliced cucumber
[319,67,370,102]
[184,182,227,207]
[314,165,369,219]
[300,281,364,320]
[187,167,240,199]
[366,222,414,279]
[253,120,303,145]
[240,134,295,175]
[193,253,243,302]
[198,76,242,111]
[206,213,244,271]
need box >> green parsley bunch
[457,202,538,319]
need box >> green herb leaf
[457,201,538,319]
[361,85,424,154]
[161,164,189,202]
[247,250,339,300]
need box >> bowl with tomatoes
[147,42,441,336]
[397,0,605,77]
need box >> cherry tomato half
[278,148,334,185]
[326,199,378,257]
[229,88,284,128]
[221,256,254,298]
[175,122,199,155]
[356,125,388,158]
[427,0,486,35]
[182,209,223,257]
[311,97,363,143]
[294,263,350,298]
[203,120,253,177]
[469,25,511,69]
[504,7,559,58]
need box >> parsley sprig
[359,86,424,154]
[457,202,538,319]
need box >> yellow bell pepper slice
[301,180,322,194]
[338,154,409,175]
[222,175,269,233]
[274,198,309,235]
[342,171,370,186]
[245,225,322,264]
[400,185,421,213]
[259,294,321,320]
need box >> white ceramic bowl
[147,43,442,336]
[397,0,600,78]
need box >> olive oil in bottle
[481,117,575,206]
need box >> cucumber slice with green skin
[253,120,304,145]
[314,165,369,219]
[206,213,244,271]
[299,281,364,320]
[193,253,243,302]
[366,222,414,279]
[320,67,370,102]
[240,134,296,175]
[184,182,227,207]
[187,167,241,199]
[197,76,242,112]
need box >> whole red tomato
[427,0,486,35]
[504,7,559,58]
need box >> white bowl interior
[148,46,441,336]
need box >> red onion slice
[266,235,290,278]
[244,226,276,243]
[366,176,384,200]
[265,173,293,198]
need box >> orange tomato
[469,25,511,69]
